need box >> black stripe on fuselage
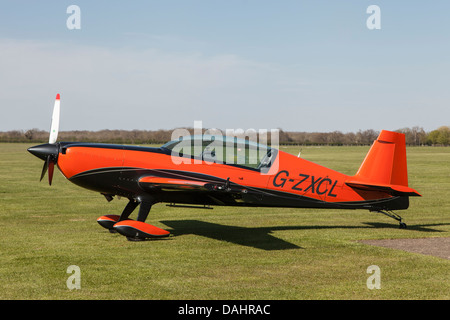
[68,166,408,210]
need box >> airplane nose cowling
[28,143,59,161]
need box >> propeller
[28,94,61,185]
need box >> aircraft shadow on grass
[160,220,449,251]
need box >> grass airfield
[0,143,449,299]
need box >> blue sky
[0,1,449,132]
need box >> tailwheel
[372,209,407,229]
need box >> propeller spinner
[28,93,61,185]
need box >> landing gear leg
[119,199,139,221]
[136,200,153,222]
[372,210,407,229]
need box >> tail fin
[346,130,421,197]
[356,130,408,186]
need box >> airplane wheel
[97,215,121,230]
[113,220,171,239]
[399,222,407,229]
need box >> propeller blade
[30,93,61,185]
[49,93,60,144]
[38,154,55,185]
[39,157,49,182]
[48,160,55,186]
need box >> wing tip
[56,93,60,100]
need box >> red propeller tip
[56,93,60,100]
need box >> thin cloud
[0,38,285,131]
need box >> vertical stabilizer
[354,130,408,186]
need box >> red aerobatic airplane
[28,94,421,241]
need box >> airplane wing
[138,176,209,191]
[138,175,249,194]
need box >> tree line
[1,126,449,146]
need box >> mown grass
[0,143,449,299]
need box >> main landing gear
[372,209,407,229]
[97,198,170,241]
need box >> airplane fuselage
[55,142,409,211]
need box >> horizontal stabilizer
[345,181,421,197]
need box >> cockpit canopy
[161,135,277,171]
